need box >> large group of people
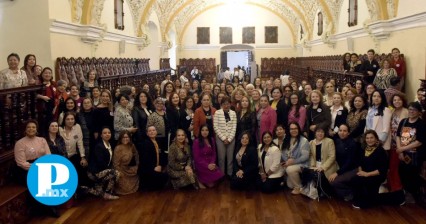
[4,48,426,218]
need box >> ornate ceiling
[72,0,398,45]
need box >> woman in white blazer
[257,131,284,193]
[365,90,392,150]
[213,96,237,176]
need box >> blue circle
[27,155,78,206]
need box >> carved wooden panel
[260,56,364,89]
[55,57,149,86]
[178,58,216,82]
[160,58,171,70]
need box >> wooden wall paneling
[178,58,216,82]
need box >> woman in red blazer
[256,94,277,143]
[193,93,217,138]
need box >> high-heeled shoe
[103,193,119,200]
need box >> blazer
[213,109,237,142]
[166,106,181,140]
[139,138,167,175]
[309,137,338,178]
[233,146,258,178]
[132,106,152,142]
[361,59,380,84]
[89,141,113,174]
[258,106,277,138]
[236,111,257,142]
[330,106,348,133]
[257,145,284,179]
[366,107,392,150]
[305,104,331,140]
[193,106,216,138]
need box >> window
[317,12,323,36]
[300,25,304,40]
[348,0,358,27]
[115,0,124,30]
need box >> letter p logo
[27,155,78,206]
[35,163,69,197]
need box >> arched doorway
[220,44,257,82]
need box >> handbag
[300,167,331,201]
[403,151,419,166]
[300,180,319,200]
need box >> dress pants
[216,138,235,176]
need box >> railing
[0,85,43,154]
[0,85,43,185]
[98,69,172,90]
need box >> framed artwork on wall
[220,27,232,44]
[242,27,255,44]
[265,26,278,43]
[197,27,210,44]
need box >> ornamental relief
[366,0,380,21]
[90,0,107,26]
[69,0,84,23]
[125,0,151,36]
[79,0,396,46]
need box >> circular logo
[27,155,78,206]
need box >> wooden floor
[30,180,426,224]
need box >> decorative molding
[181,44,293,51]
[307,11,426,46]
[255,44,294,49]
[50,20,149,50]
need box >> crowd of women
[5,49,426,217]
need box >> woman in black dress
[236,96,257,146]
[139,126,168,190]
[231,131,258,190]
[352,130,388,209]
[179,96,195,146]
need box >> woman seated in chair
[138,125,168,190]
[167,129,198,189]
[230,131,258,190]
[113,130,139,195]
[85,127,120,200]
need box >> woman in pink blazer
[365,90,392,150]
[256,94,277,143]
